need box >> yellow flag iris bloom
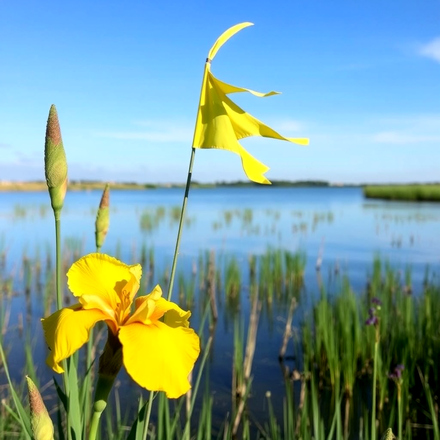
[42,253,200,398]
[192,22,309,185]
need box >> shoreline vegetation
[364,184,440,202]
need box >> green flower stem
[54,211,62,310]
[142,391,155,440]
[55,210,73,440]
[167,147,196,301]
[82,245,100,430]
[89,374,116,440]
[371,329,379,440]
[397,383,402,440]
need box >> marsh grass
[300,258,440,439]
[364,184,440,202]
[2,238,440,438]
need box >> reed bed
[1,242,440,438]
[364,184,440,202]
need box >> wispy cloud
[95,119,193,143]
[272,119,306,133]
[419,37,440,63]
[372,114,440,144]
[372,132,440,144]
[96,130,192,142]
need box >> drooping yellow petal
[127,285,190,327]
[67,253,142,311]
[192,22,309,185]
[119,321,200,398]
[41,305,107,373]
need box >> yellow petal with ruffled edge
[126,285,190,327]
[67,253,142,311]
[119,321,200,398]
[41,304,107,373]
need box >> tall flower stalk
[366,297,382,440]
[44,104,67,310]
[82,184,112,434]
[389,364,405,439]
[44,104,76,439]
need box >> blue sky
[1,0,439,184]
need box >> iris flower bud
[95,184,110,250]
[26,376,54,440]
[44,105,68,216]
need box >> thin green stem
[55,210,72,440]
[89,375,116,440]
[397,385,402,440]
[83,246,100,433]
[142,391,155,440]
[54,211,62,309]
[182,336,213,439]
[167,147,196,301]
[371,333,379,440]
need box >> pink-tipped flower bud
[44,105,68,215]
[26,376,54,440]
[95,184,110,250]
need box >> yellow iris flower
[42,253,200,398]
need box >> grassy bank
[364,184,440,202]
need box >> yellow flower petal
[41,305,107,373]
[67,253,142,311]
[119,321,200,398]
[127,285,190,327]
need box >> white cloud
[419,37,440,63]
[95,125,193,143]
[272,119,305,133]
[371,114,440,144]
[373,131,440,144]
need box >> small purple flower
[365,315,378,326]
[365,297,382,327]
[395,364,405,378]
[389,364,405,381]
[371,297,382,306]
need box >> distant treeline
[364,184,440,202]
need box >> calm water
[1,186,439,425]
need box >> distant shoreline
[0,180,334,192]
[1,182,440,203]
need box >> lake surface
[1,186,439,427]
